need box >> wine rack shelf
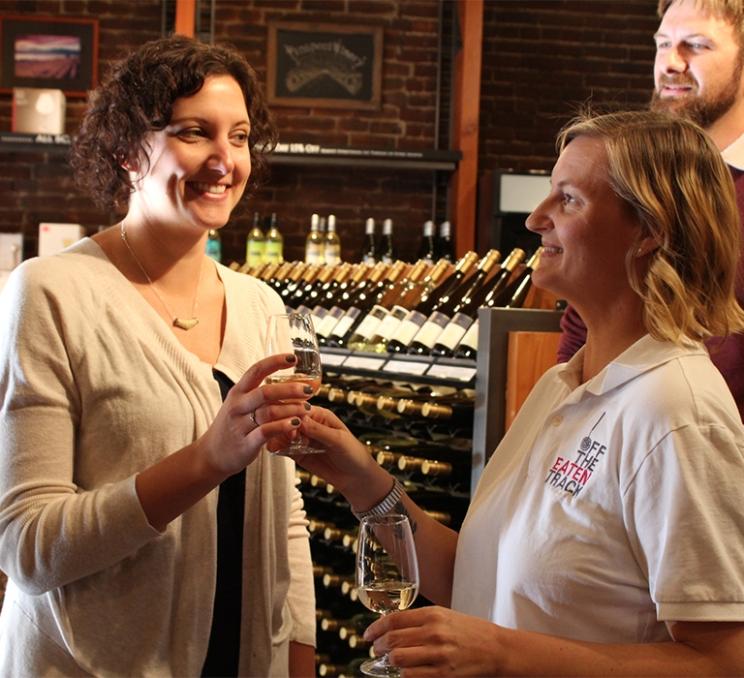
[0,133,461,172]
[307,307,562,674]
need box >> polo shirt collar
[721,131,744,171]
[556,334,706,398]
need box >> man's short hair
[658,0,744,51]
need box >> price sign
[344,356,386,370]
[426,363,477,382]
[320,352,347,367]
[383,359,430,376]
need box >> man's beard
[650,63,743,128]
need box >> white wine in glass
[265,312,323,455]
[356,514,419,677]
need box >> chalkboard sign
[267,21,382,110]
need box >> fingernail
[303,385,313,394]
[304,402,311,411]
[291,418,301,426]
[285,354,296,363]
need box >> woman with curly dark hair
[0,35,316,677]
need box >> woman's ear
[635,235,660,258]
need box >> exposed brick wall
[0,0,660,264]
[479,0,659,173]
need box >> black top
[201,370,245,677]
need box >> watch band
[352,477,404,521]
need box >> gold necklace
[120,223,202,331]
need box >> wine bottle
[385,251,479,354]
[288,262,336,308]
[327,264,393,348]
[407,249,501,356]
[305,213,325,264]
[345,260,428,352]
[489,248,541,308]
[325,214,342,266]
[205,228,222,262]
[279,263,313,302]
[337,613,377,640]
[315,265,374,345]
[246,211,266,267]
[417,220,436,262]
[431,248,526,357]
[264,212,284,263]
[267,260,295,293]
[281,264,321,304]
[452,249,537,361]
[377,218,394,263]
[436,220,455,262]
[361,259,453,353]
[362,217,376,264]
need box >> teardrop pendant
[173,317,199,331]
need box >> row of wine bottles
[301,368,476,671]
[240,247,540,361]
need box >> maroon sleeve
[557,305,587,363]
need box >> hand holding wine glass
[265,312,323,456]
[356,514,419,677]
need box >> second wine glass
[356,513,419,677]
[265,312,323,455]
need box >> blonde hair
[558,109,744,344]
[658,0,744,49]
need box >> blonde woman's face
[525,136,643,310]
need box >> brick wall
[0,0,659,264]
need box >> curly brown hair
[70,35,277,213]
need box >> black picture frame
[267,21,382,110]
[0,14,99,97]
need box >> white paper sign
[344,356,386,370]
[426,363,477,382]
[383,359,429,376]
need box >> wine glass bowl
[356,514,419,677]
[265,312,323,455]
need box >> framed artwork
[0,15,99,97]
[267,21,382,110]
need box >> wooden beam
[174,0,196,37]
[449,0,483,256]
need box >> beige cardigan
[0,239,315,677]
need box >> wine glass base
[360,657,400,677]
[272,446,326,457]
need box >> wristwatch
[351,478,405,521]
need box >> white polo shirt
[452,335,744,643]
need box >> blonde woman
[298,110,744,676]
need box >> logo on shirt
[544,412,607,497]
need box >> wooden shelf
[0,133,461,171]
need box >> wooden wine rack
[306,307,562,674]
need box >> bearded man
[558,0,744,420]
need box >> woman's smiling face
[525,135,643,310]
[132,74,252,232]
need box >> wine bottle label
[458,319,479,352]
[264,240,283,262]
[395,310,427,346]
[372,306,408,343]
[434,312,473,351]
[246,241,265,267]
[351,305,387,342]
[325,244,341,265]
[309,305,328,331]
[330,307,361,338]
[411,311,450,349]
[305,242,324,264]
[316,306,345,337]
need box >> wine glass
[265,312,323,455]
[356,514,420,677]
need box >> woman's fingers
[234,352,297,393]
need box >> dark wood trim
[449,0,483,256]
